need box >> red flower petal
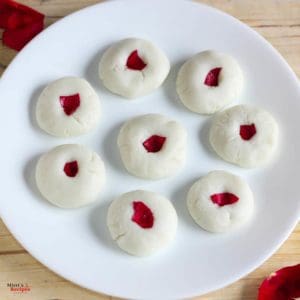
[143,135,166,153]
[258,264,300,300]
[3,19,43,50]
[210,193,239,207]
[1,0,44,50]
[204,67,222,86]
[59,93,81,116]
[131,201,154,229]
[63,161,79,177]
[240,123,257,141]
[0,0,44,29]
[0,10,21,29]
[126,50,147,71]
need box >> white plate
[1,0,300,298]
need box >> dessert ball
[118,114,187,179]
[187,170,254,233]
[209,104,279,168]
[36,144,105,208]
[99,38,170,98]
[107,190,178,256]
[36,77,101,137]
[176,50,243,114]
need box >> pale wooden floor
[0,1,299,299]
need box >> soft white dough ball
[187,170,254,233]
[99,38,170,99]
[209,104,279,168]
[107,190,178,256]
[117,114,187,179]
[176,50,243,114]
[36,77,101,137]
[36,144,105,208]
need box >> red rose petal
[204,67,222,86]
[63,161,78,177]
[143,135,166,153]
[1,0,44,50]
[0,10,21,29]
[131,201,154,229]
[0,0,44,18]
[240,123,257,141]
[0,0,44,29]
[3,18,43,51]
[59,93,81,116]
[258,264,300,300]
[0,9,42,30]
[126,50,147,71]
[210,193,239,207]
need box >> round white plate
[1,0,300,298]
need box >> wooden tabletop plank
[0,1,299,299]
[0,221,24,254]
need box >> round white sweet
[99,38,170,99]
[107,190,178,256]
[176,50,244,114]
[209,104,279,168]
[36,77,101,137]
[187,170,254,233]
[117,114,187,179]
[36,144,105,208]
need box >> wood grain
[0,1,299,299]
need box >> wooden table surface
[0,1,299,299]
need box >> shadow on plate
[28,84,48,134]
[84,43,116,98]
[162,58,189,113]
[89,201,121,254]
[23,153,53,208]
[100,121,128,176]
[171,176,204,230]
[198,116,219,160]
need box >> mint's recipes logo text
[7,282,31,293]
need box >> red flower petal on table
[0,0,44,29]
[0,0,44,17]
[0,10,22,29]
[3,19,44,51]
[0,0,44,50]
[258,264,300,300]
